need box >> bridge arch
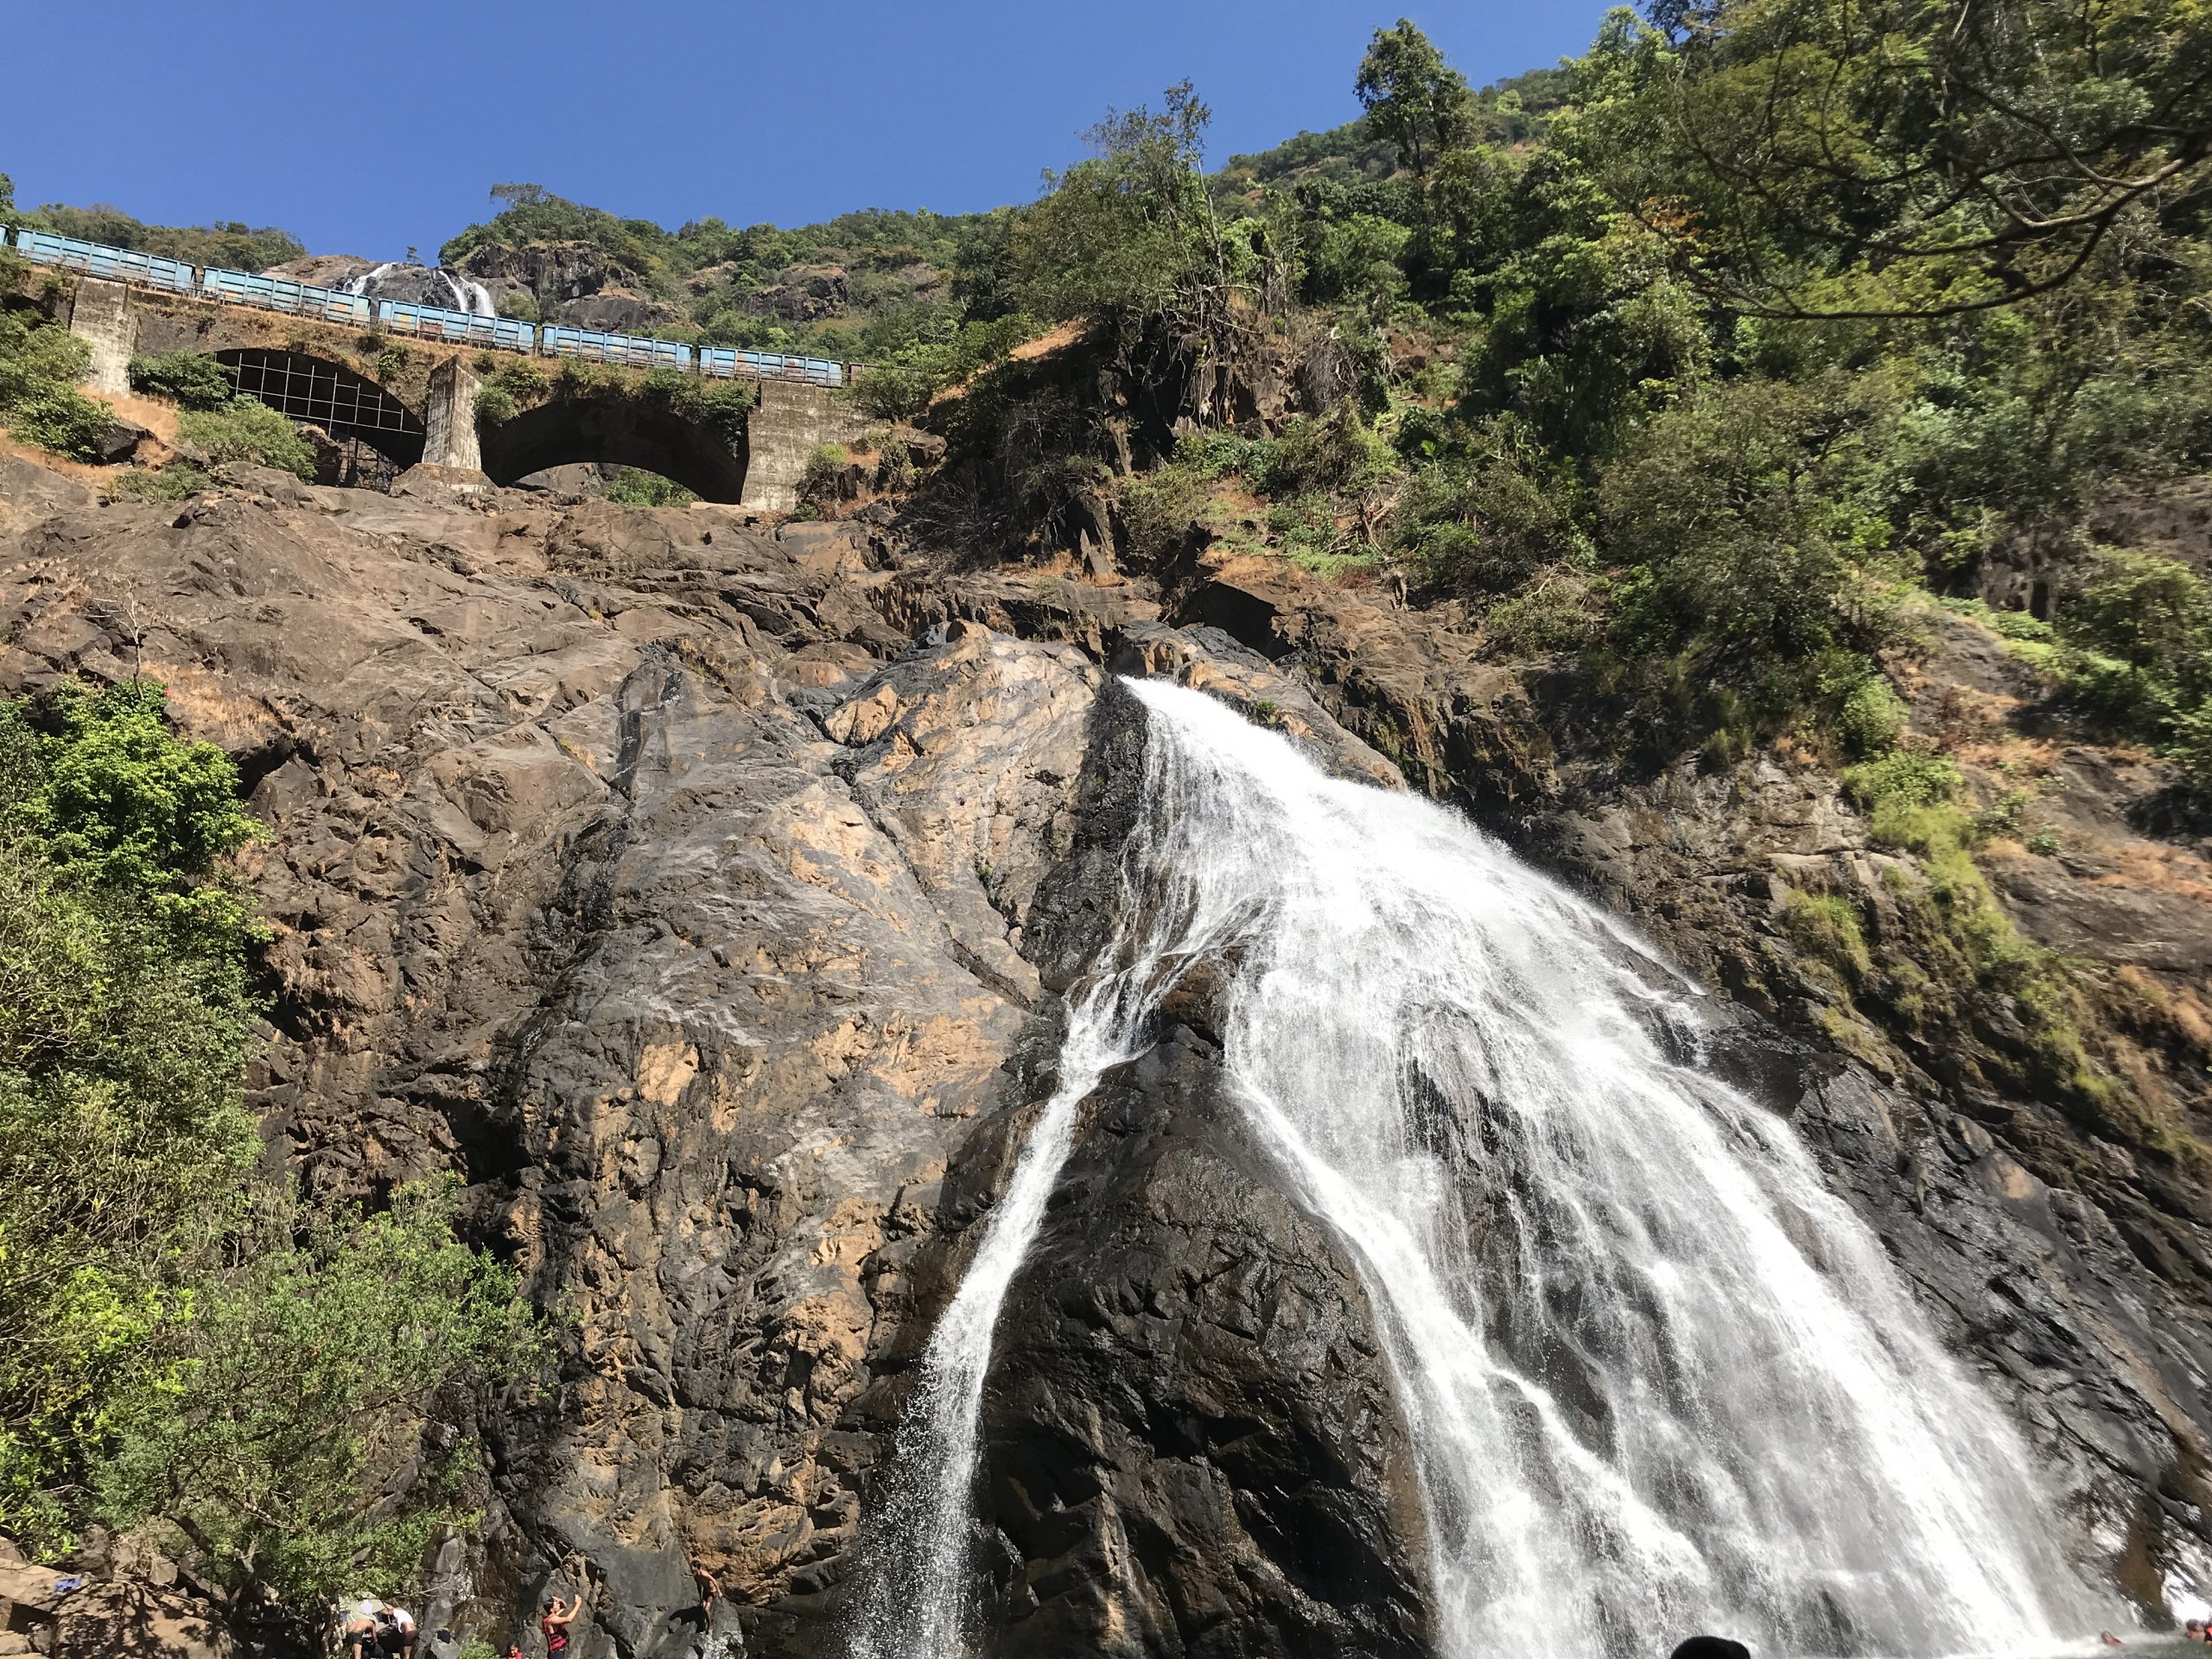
[476,395,747,505]
[214,349,426,467]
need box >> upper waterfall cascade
[860,677,2111,1659]
[342,260,496,315]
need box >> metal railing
[3,225,862,389]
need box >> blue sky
[5,1,1619,258]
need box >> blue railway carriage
[540,325,692,371]
[699,346,847,388]
[376,301,534,353]
[200,268,373,325]
[11,229,197,296]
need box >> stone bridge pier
[422,360,481,472]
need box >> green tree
[1355,20,1474,186]
[127,353,235,412]
[93,1177,546,1612]
[0,683,548,1627]
[1014,80,1232,331]
[1604,0,2212,318]
[0,312,111,462]
[1599,372,1901,733]
[0,686,261,1552]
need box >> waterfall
[343,262,395,296]
[435,269,496,316]
[858,678,2109,1659]
[341,262,494,315]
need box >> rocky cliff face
[3,453,2211,1656]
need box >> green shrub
[114,463,217,502]
[6,387,113,461]
[798,442,851,506]
[0,312,109,460]
[0,682,550,1608]
[1835,676,1910,758]
[93,1175,545,1611]
[483,358,550,408]
[1248,404,1398,499]
[1842,748,1959,815]
[1395,443,1589,596]
[650,374,751,444]
[1780,889,1872,985]
[127,353,232,412]
[603,467,696,506]
[1483,572,1602,653]
[176,399,315,480]
[473,383,518,426]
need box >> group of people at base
[341,1566,723,1659]
[341,1599,416,1658]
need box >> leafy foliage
[602,467,696,506]
[94,1177,545,1610]
[18,202,303,273]
[128,353,235,412]
[1600,0,2212,318]
[176,399,316,480]
[0,683,546,1620]
[0,311,110,461]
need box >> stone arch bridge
[26,272,865,510]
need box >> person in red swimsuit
[540,1592,584,1655]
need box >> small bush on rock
[472,383,518,426]
[176,399,315,480]
[0,312,109,461]
[127,353,233,411]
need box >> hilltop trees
[1611,0,2212,319]
[1356,19,1473,189]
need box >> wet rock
[7,438,2212,1649]
[976,1027,1431,1659]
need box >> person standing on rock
[695,1566,720,1630]
[541,1592,583,1656]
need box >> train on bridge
[2,226,861,390]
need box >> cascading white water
[437,270,496,316]
[342,262,495,315]
[343,262,391,296]
[859,678,2111,1659]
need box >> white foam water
[343,262,495,315]
[855,677,2111,1659]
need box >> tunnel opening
[478,397,747,504]
[215,349,426,472]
